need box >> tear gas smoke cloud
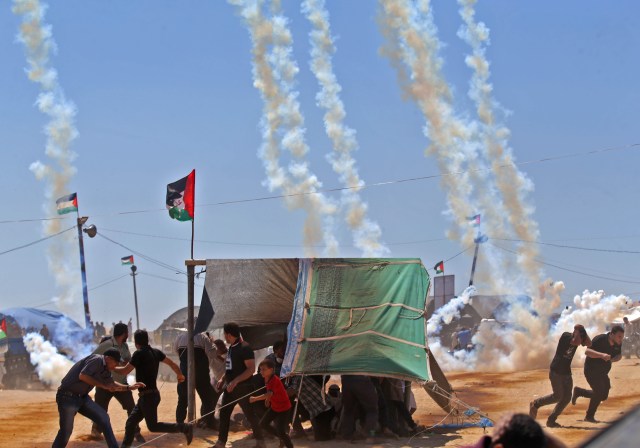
[23,333,73,387]
[230,0,338,256]
[14,0,82,324]
[302,0,388,257]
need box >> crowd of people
[51,320,626,448]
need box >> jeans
[122,390,185,447]
[52,391,118,448]
[92,388,141,435]
[584,372,611,419]
[340,376,378,439]
[534,371,573,421]
[217,381,264,443]
[176,360,218,426]
[260,408,293,448]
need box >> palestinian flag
[0,318,7,341]
[433,261,444,275]
[121,255,134,265]
[166,170,195,221]
[56,193,78,215]
[467,214,481,227]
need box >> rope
[131,383,266,447]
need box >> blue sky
[1,0,639,330]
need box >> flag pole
[191,219,194,260]
[75,208,92,328]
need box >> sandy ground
[2,358,640,448]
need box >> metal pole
[76,216,91,328]
[468,243,480,287]
[187,263,196,423]
[131,265,140,330]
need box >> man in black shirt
[529,324,591,427]
[118,330,194,447]
[572,325,624,422]
[53,348,145,448]
[213,322,265,448]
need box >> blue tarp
[0,307,83,344]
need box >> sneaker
[546,419,561,428]
[571,387,579,405]
[134,432,146,443]
[183,423,194,445]
[529,401,538,419]
[584,416,599,423]
[212,441,226,448]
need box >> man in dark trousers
[174,331,217,429]
[90,322,144,442]
[118,330,193,447]
[529,324,591,427]
[213,322,265,448]
[53,348,145,448]
[572,325,624,422]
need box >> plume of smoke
[378,0,478,253]
[230,0,338,256]
[14,0,81,322]
[23,332,73,386]
[301,0,388,257]
[456,0,542,298]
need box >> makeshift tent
[0,308,83,342]
[281,258,431,382]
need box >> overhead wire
[493,237,640,254]
[0,225,76,256]
[1,141,638,224]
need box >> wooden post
[185,259,206,423]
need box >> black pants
[260,408,293,448]
[122,391,185,447]
[340,376,378,439]
[217,381,264,443]
[92,388,141,435]
[578,372,611,419]
[534,371,573,421]
[176,374,219,426]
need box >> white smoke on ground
[23,333,73,387]
[428,285,630,372]
[230,0,338,256]
[13,0,81,322]
[301,0,388,257]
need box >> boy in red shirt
[249,359,294,448]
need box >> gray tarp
[205,258,299,329]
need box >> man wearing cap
[529,324,591,427]
[572,325,624,423]
[52,348,145,448]
[90,322,144,442]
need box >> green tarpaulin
[282,258,431,382]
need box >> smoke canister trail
[13,0,81,321]
[23,333,73,386]
[230,0,338,255]
[378,0,478,251]
[302,0,388,257]
[457,0,542,298]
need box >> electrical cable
[0,225,75,256]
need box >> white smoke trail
[230,0,338,255]
[301,0,388,257]
[13,0,81,321]
[23,332,73,387]
[456,0,542,299]
[378,0,478,252]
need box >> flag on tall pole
[56,193,78,215]
[121,255,134,266]
[166,169,196,259]
[434,261,444,275]
[467,214,481,227]
[166,170,195,222]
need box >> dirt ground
[2,358,640,448]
